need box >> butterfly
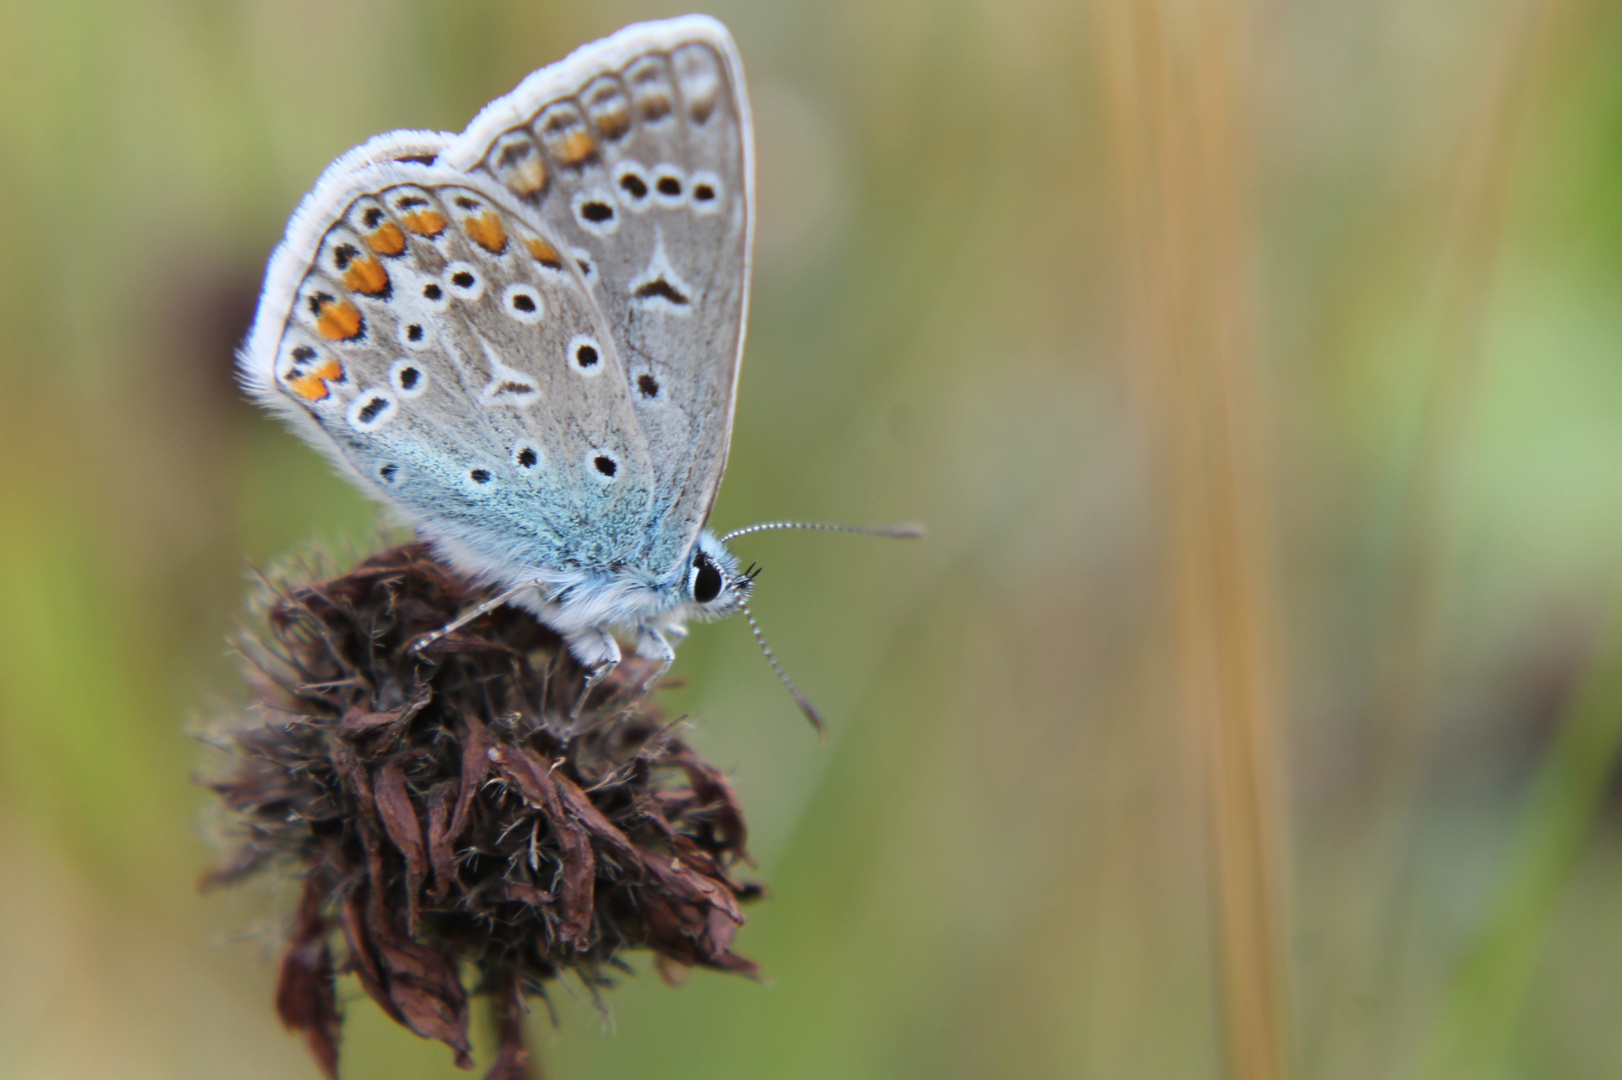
[240,16,917,725]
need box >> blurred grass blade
[1097,1,1292,1077]
[1313,1,1558,1073]
[1420,578,1622,1079]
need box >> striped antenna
[743,604,827,743]
[720,521,926,544]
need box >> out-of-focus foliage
[3,1,1622,1077]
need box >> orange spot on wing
[503,154,546,196]
[315,297,364,340]
[287,371,328,400]
[287,358,343,401]
[365,221,406,256]
[512,158,546,195]
[524,236,563,268]
[401,209,447,237]
[464,212,508,254]
[343,254,390,296]
[555,130,596,165]
[595,108,630,140]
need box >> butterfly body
[241,16,756,678]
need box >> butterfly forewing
[255,166,655,571]
[447,19,752,578]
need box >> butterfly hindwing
[244,164,655,572]
[444,16,752,578]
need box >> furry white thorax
[424,520,750,660]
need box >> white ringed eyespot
[346,389,397,431]
[443,261,485,301]
[501,282,544,323]
[389,358,428,398]
[566,334,605,377]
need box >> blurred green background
[4,0,1622,1077]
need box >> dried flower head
[201,543,760,1079]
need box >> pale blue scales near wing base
[240,15,758,690]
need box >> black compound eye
[692,552,723,603]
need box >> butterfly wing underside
[444,15,753,578]
[241,161,658,575]
[240,16,751,594]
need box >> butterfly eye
[502,283,544,323]
[444,262,485,301]
[690,551,723,604]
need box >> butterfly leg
[565,627,620,721]
[410,581,538,653]
[634,626,677,695]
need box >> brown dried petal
[371,935,472,1068]
[492,746,596,950]
[450,712,494,839]
[276,880,340,1080]
[673,750,750,853]
[343,884,472,1067]
[374,758,428,931]
[426,783,458,900]
[340,887,398,1027]
[484,970,534,1080]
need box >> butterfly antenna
[743,604,828,743]
[720,521,926,543]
